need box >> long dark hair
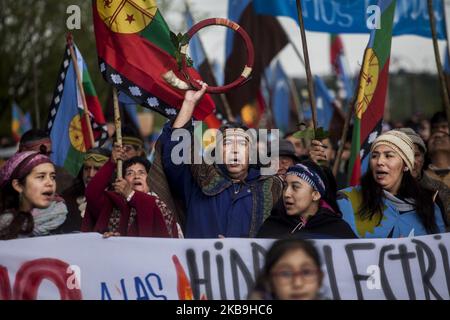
[359,170,439,233]
[0,177,34,240]
[250,238,323,300]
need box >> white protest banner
[0,233,449,300]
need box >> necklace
[233,183,241,194]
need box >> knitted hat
[122,136,143,148]
[279,139,300,162]
[370,130,415,172]
[0,151,53,188]
[286,163,326,197]
[396,128,427,153]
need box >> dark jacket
[257,200,356,239]
[160,123,283,238]
[57,180,85,234]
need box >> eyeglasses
[125,170,147,178]
[271,268,319,284]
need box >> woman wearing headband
[257,160,355,239]
[0,151,56,239]
[337,130,447,238]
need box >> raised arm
[172,82,208,128]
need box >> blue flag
[225,0,251,59]
[253,0,446,39]
[11,103,32,142]
[444,45,450,75]
[314,76,335,130]
[271,62,291,134]
[185,7,206,69]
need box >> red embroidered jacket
[82,160,171,237]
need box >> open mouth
[375,171,388,179]
[41,191,53,200]
[284,201,294,209]
[133,181,143,187]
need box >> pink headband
[0,151,53,188]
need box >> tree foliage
[0,0,176,138]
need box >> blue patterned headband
[286,163,326,197]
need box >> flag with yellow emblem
[92,0,215,120]
[47,43,106,176]
[348,0,396,186]
[11,103,32,143]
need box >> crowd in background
[0,86,449,300]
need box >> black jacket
[256,201,356,239]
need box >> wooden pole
[67,36,95,148]
[113,87,123,179]
[332,50,367,177]
[332,95,355,177]
[288,38,306,67]
[295,0,318,130]
[428,0,450,131]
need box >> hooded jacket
[160,122,283,238]
[257,200,356,239]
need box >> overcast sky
[164,0,448,78]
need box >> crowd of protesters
[0,85,449,299]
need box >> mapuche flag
[348,0,396,186]
[92,0,215,120]
[47,43,108,176]
[11,103,32,143]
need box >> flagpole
[295,0,318,130]
[67,34,95,148]
[332,93,356,177]
[332,48,367,177]
[288,38,305,67]
[113,87,123,179]
[428,0,450,131]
